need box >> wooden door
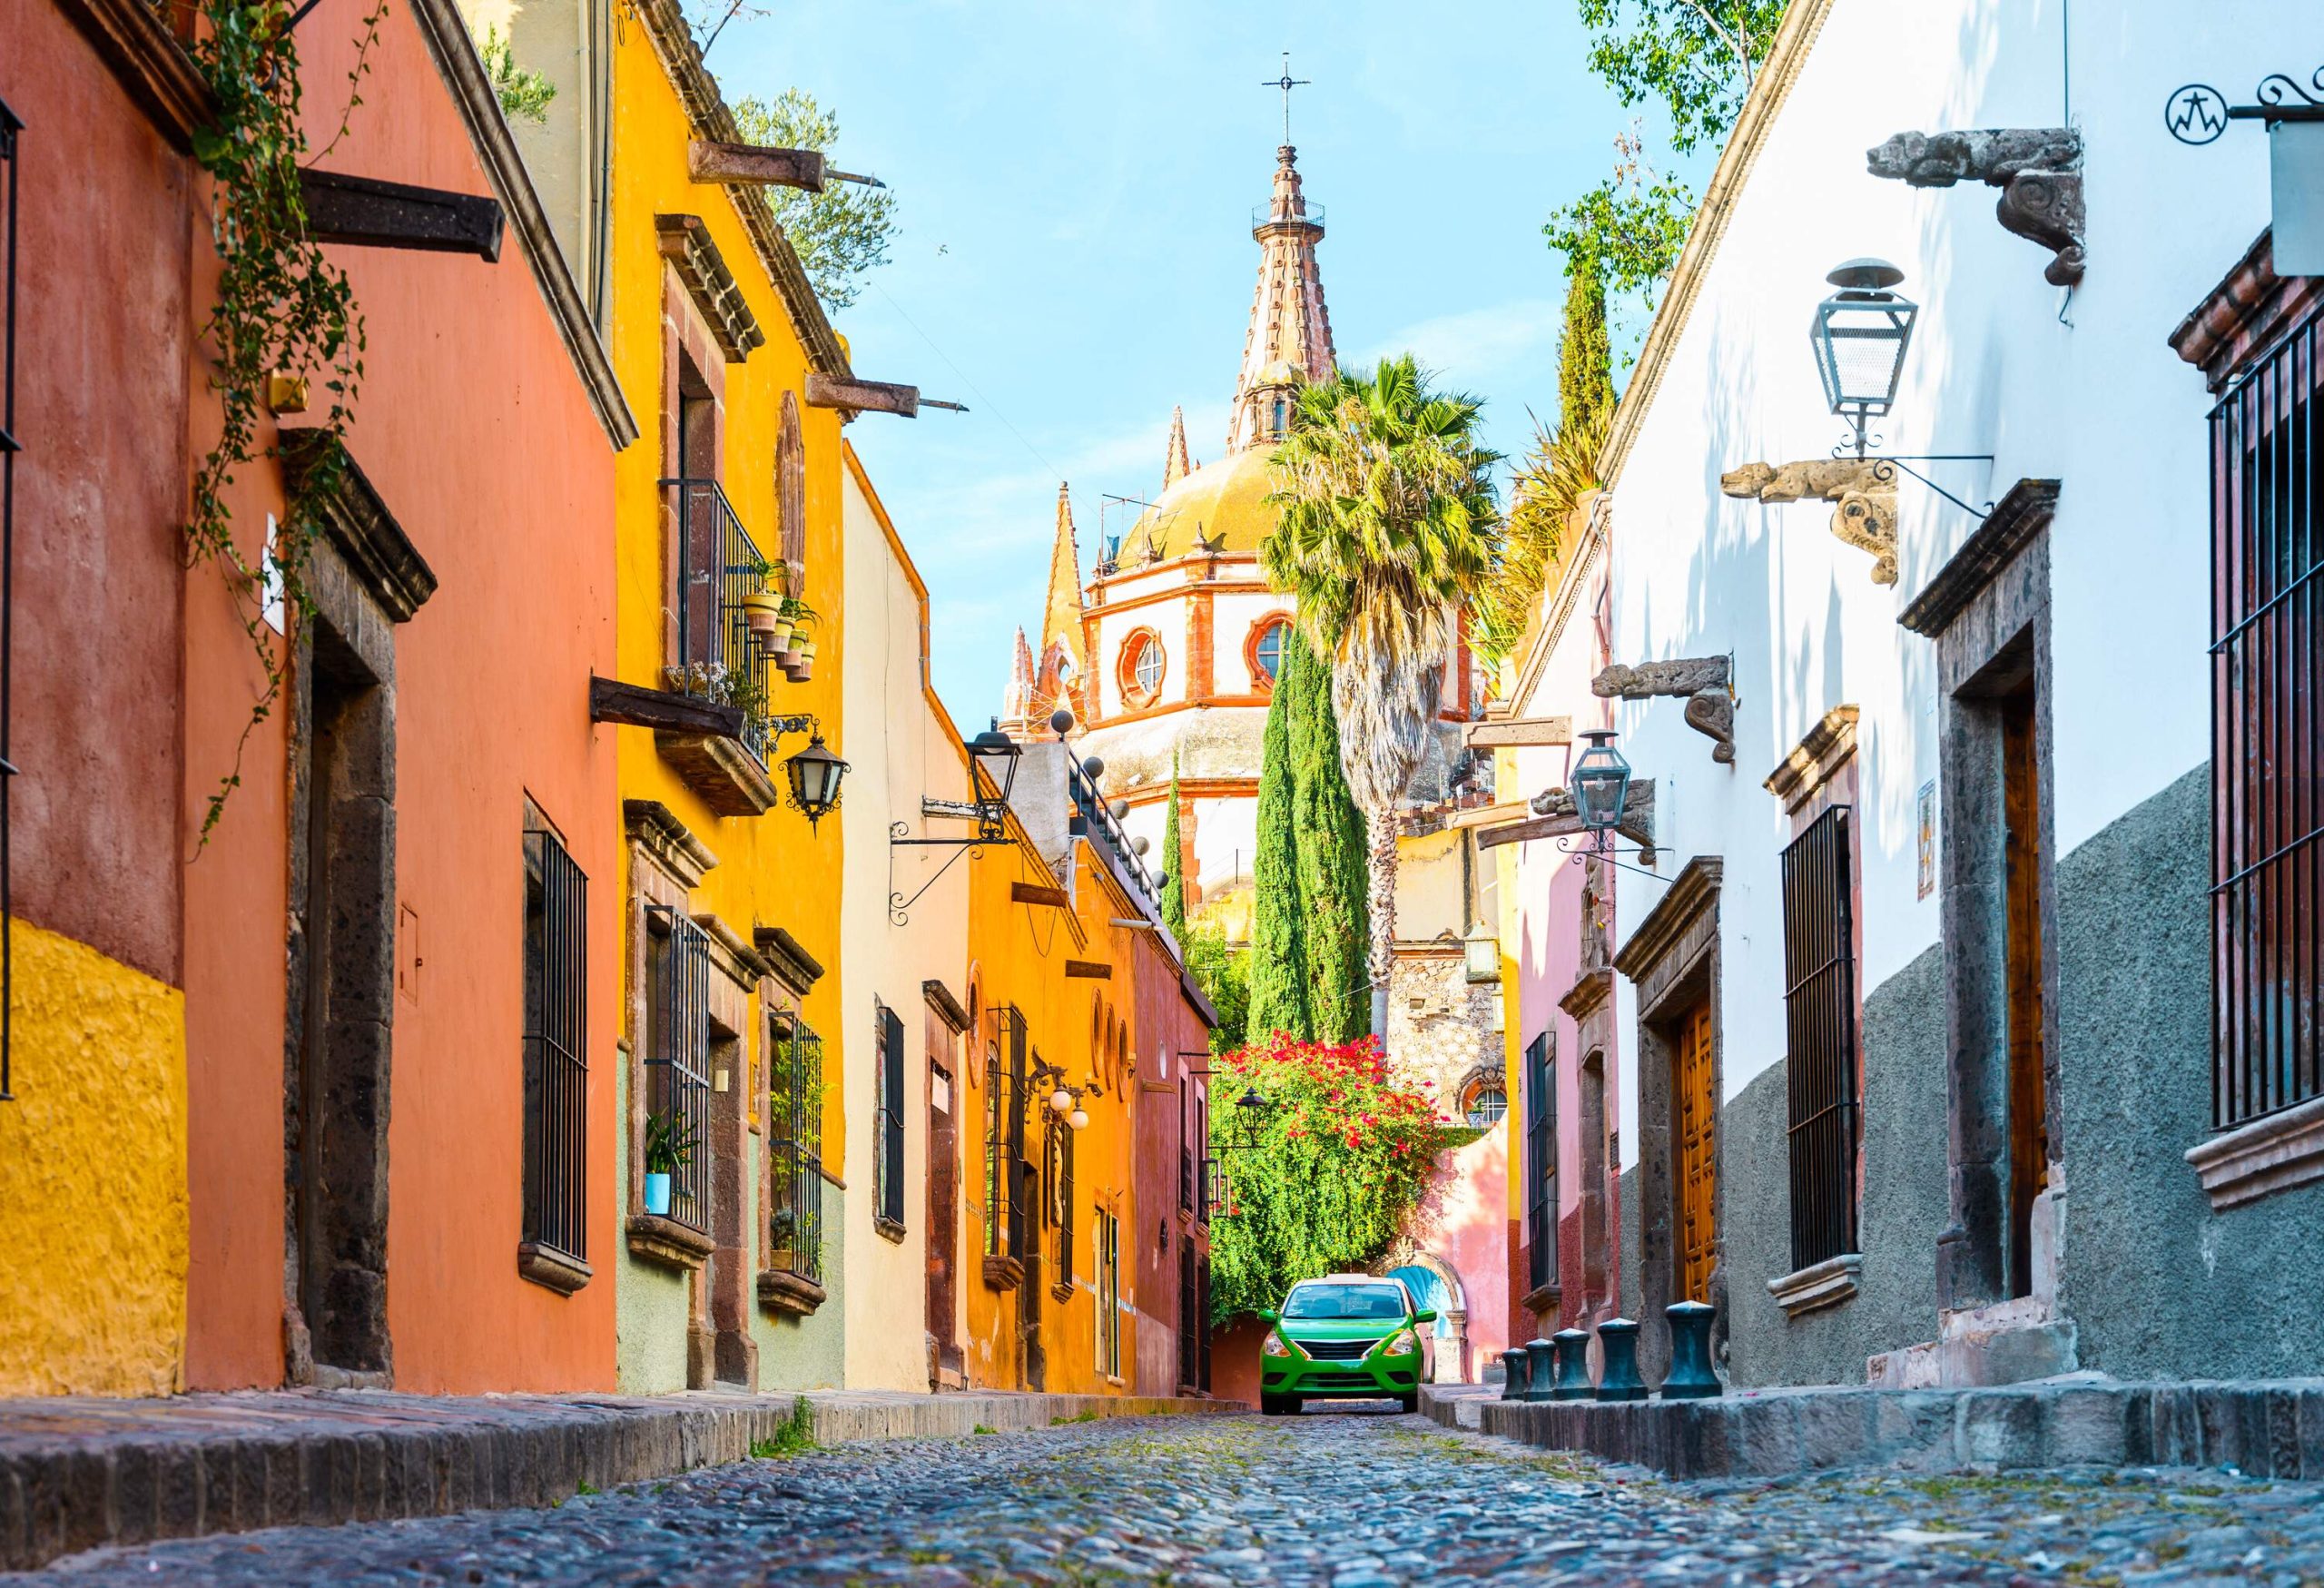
[1673,999,1718,1305]
[2002,686,2048,1299]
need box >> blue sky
[713,0,1649,728]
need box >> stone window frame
[1761,705,1872,1318]
[2171,231,2324,1212]
[620,800,720,1275]
[1611,855,1724,1385]
[1118,626,1167,710]
[1898,478,2064,1319]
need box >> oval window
[1254,619,1287,684]
[1122,632,1165,701]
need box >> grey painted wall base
[1423,1377,2324,1481]
[0,1387,1234,1573]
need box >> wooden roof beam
[804,373,969,419]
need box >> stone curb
[1420,1378,2324,1480]
[0,1387,1233,1573]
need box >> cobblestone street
[24,1407,2324,1586]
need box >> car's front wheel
[1397,1392,1420,1415]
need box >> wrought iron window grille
[768,1012,825,1283]
[643,904,715,1234]
[0,97,20,1102]
[661,476,778,761]
[983,1006,1028,1258]
[2210,302,2321,1130]
[874,1000,906,1228]
[1780,805,1860,1270]
[522,827,589,1263]
[1524,1034,1556,1292]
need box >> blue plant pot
[645,1172,672,1217]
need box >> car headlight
[1380,1327,1419,1357]
[1262,1332,1293,1357]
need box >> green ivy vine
[184,0,385,843]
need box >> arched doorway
[1385,1262,1464,1383]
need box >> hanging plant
[184,0,386,844]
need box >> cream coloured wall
[834,451,972,1390]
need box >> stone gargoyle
[1866,127,2084,287]
[1593,656,1735,765]
[1529,778,1657,868]
[1720,459,1898,585]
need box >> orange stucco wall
[182,0,624,1392]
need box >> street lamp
[1462,920,1500,984]
[1809,258,1917,457]
[1569,729,1632,842]
[965,721,1022,840]
[783,731,848,830]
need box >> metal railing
[984,1006,1027,1258]
[1251,201,1324,229]
[874,1001,905,1228]
[770,1019,825,1283]
[663,476,775,763]
[646,908,715,1234]
[1781,805,1859,1270]
[522,828,589,1263]
[1524,1034,1555,1291]
[2211,305,2322,1130]
[1066,755,1159,912]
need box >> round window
[1463,1084,1507,1129]
[1122,632,1165,700]
[1254,619,1287,684]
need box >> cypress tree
[1159,753,1187,942]
[1244,660,1309,1041]
[1285,630,1370,1041]
[1558,259,1615,433]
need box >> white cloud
[1353,297,1565,390]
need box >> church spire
[1163,407,1192,489]
[1039,482,1086,676]
[1228,143,1335,454]
[999,626,1039,735]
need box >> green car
[1256,1274,1436,1415]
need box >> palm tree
[1263,355,1502,1037]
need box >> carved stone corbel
[1866,128,2084,286]
[1593,657,1735,764]
[1721,459,1898,585]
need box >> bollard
[1593,1317,1647,1401]
[1499,1347,1530,1400]
[1661,1299,1722,1399]
[1521,1337,1557,1402]
[1549,1327,1593,1400]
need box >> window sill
[874,1216,907,1246]
[1520,1283,1561,1317]
[981,1254,1025,1292]
[2185,1094,2324,1211]
[1767,1252,1861,1318]
[625,1212,715,1272]
[758,1267,827,1317]
[517,1241,593,1296]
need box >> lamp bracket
[1834,451,1999,523]
[1592,657,1735,765]
[885,821,986,926]
[1525,778,1658,867]
[1866,128,2084,286]
[1721,459,1898,585]
[2164,70,2324,146]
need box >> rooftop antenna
[1263,52,1311,145]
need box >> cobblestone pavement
[24,1405,2324,1585]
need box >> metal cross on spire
[1263,53,1311,145]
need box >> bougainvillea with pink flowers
[1206,1031,1475,1320]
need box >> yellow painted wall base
[0,918,188,1396]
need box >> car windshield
[1282,1283,1407,1321]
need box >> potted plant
[643,1109,695,1218]
[770,1208,803,1272]
[739,561,787,652]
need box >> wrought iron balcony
[1066,754,1160,912]
[665,477,776,761]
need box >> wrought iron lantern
[965,721,1022,839]
[784,732,848,829]
[1569,728,1631,839]
[1809,258,1917,456]
[1462,920,1500,984]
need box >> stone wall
[1718,943,1950,1388]
[2054,764,2324,1381]
[1385,951,1500,1102]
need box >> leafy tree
[1206,1033,1470,1320]
[1284,631,1370,1041]
[1573,0,1789,155]
[1183,926,1248,1055]
[1158,754,1187,942]
[733,91,898,312]
[474,24,555,125]
[1245,666,1310,1042]
[1541,128,1695,303]
[1264,356,1502,1037]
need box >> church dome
[1125,443,1282,562]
